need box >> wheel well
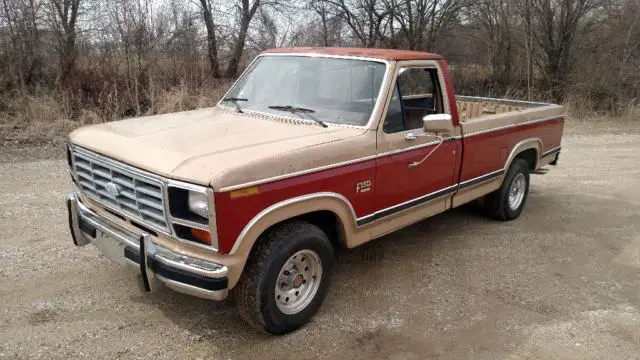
[295,211,344,249]
[254,210,346,251]
[515,148,537,171]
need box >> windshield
[221,56,387,126]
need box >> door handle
[405,132,417,141]
[406,135,445,169]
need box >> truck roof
[262,47,443,61]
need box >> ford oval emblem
[105,182,121,196]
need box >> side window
[383,67,444,133]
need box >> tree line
[0,0,638,141]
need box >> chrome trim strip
[219,154,378,192]
[217,52,392,130]
[218,137,457,192]
[169,218,210,231]
[462,115,564,138]
[457,95,553,107]
[542,146,561,158]
[458,168,505,189]
[356,184,458,225]
[153,250,228,278]
[68,194,90,246]
[156,274,228,301]
[230,192,358,254]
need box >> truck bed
[456,96,564,136]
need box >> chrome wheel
[508,173,526,210]
[275,250,322,315]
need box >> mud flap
[138,234,159,293]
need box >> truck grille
[71,149,169,231]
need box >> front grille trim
[70,146,171,234]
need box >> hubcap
[275,250,322,315]
[508,173,526,210]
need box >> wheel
[483,158,530,220]
[235,220,335,334]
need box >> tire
[235,220,335,334]
[483,158,530,221]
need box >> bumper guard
[67,193,229,301]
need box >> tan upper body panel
[457,101,564,135]
[69,106,369,189]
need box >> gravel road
[1,121,639,359]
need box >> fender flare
[504,137,543,171]
[229,192,358,256]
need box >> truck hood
[69,107,365,188]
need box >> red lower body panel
[460,117,564,182]
[214,117,564,253]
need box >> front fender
[225,192,363,287]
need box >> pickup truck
[66,47,564,334]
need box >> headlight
[188,191,209,218]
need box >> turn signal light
[230,186,259,199]
[191,228,212,245]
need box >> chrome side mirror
[423,114,453,133]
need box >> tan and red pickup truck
[66,47,564,334]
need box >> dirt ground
[1,119,639,360]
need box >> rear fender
[504,137,543,172]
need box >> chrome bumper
[67,193,229,301]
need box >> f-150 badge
[356,180,372,193]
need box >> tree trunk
[321,13,329,46]
[225,0,260,78]
[226,17,250,77]
[51,0,81,84]
[60,32,76,81]
[199,0,220,78]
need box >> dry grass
[0,80,233,145]
[1,76,637,145]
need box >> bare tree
[198,0,220,78]
[326,0,388,47]
[310,0,331,46]
[1,0,43,88]
[225,0,262,77]
[384,0,468,50]
[474,0,515,88]
[47,0,81,83]
[252,9,278,49]
[531,0,605,101]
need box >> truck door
[370,65,460,236]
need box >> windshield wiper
[222,97,248,113]
[267,105,328,128]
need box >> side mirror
[423,114,453,133]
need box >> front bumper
[67,193,229,300]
